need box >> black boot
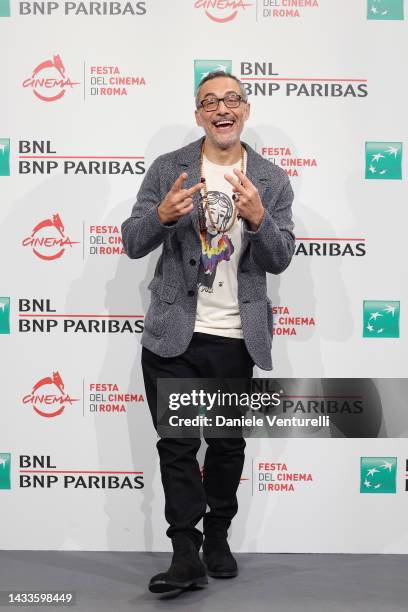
[202,536,238,578]
[148,534,208,593]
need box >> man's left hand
[224,169,265,231]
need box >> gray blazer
[121,136,295,370]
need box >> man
[121,71,295,593]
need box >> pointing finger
[183,181,204,199]
[224,173,246,196]
[170,172,188,193]
[233,168,252,189]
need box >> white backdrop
[1,0,407,552]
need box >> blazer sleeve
[243,174,295,274]
[121,156,178,259]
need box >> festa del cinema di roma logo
[194,0,252,22]
[22,214,79,261]
[22,371,79,418]
[22,55,79,102]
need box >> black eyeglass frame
[198,93,246,112]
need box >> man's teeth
[214,121,234,127]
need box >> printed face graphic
[195,77,250,150]
[206,191,233,235]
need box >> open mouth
[212,119,235,132]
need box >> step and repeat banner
[1,1,407,553]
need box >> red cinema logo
[22,214,79,261]
[194,0,252,22]
[22,55,80,102]
[22,371,79,418]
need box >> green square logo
[0,0,10,17]
[363,300,400,338]
[365,142,402,179]
[194,60,232,94]
[360,457,397,493]
[367,0,404,20]
[0,453,11,489]
[0,297,10,334]
[0,139,10,176]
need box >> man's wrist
[157,205,165,223]
[157,204,177,227]
[157,205,170,225]
[248,209,265,232]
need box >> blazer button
[243,299,250,303]
[188,290,195,296]
[189,258,196,266]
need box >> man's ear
[244,102,251,121]
[195,109,203,127]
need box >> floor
[0,551,407,612]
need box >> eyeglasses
[199,93,245,112]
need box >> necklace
[198,142,246,234]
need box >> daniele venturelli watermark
[156,378,331,437]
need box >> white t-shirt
[194,152,247,339]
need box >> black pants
[141,332,254,550]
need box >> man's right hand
[157,173,203,224]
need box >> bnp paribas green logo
[0,453,11,490]
[194,60,232,94]
[0,0,10,17]
[363,300,400,338]
[360,457,397,493]
[0,139,10,176]
[0,297,10,334]
[367,0,404,20]
[365,142,402,180]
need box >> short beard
[210,132,239,150]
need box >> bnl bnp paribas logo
[0,138,10,176]
[363,301,400,338]
[0,453,11,489]
[360,457,397,493]
[0,298,10,334]
[367,0,404,19]
[0,0,10,17]
[194,60,232,93]
[365,142,403,180]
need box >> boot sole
[205,568,238,578]
[202,559,238,578]
[149,575,208,593]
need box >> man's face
[195,77,250,150]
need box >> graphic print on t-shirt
[197,190,235,292]
[194,152,245,339]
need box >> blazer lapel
[244,141,270,202]
[177,136,204,240]
[240,142,269,251]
